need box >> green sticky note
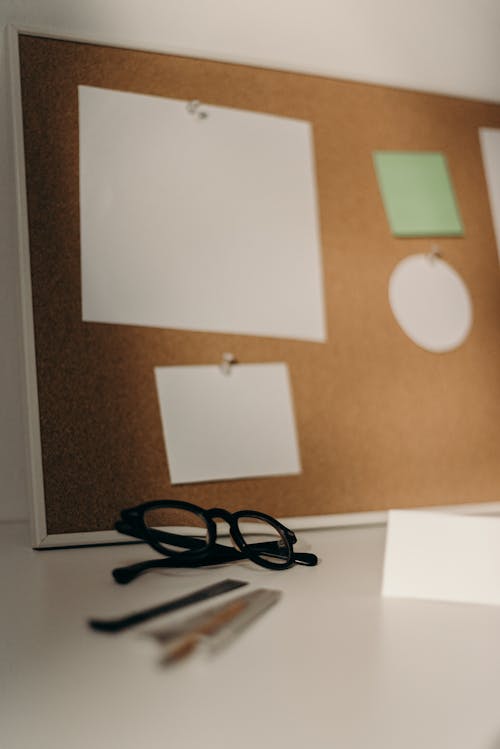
[373,151,463,237]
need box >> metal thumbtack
[186,100,209,120]
[428,243,442,262]
[220,353,238,375]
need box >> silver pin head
[187,99,209,120]
[220,353,237,375]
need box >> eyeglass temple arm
[112,545,248,584]
[293,552,318,566]
[112,558,170,584]
[113,545,318,584]
[112,557,220,584]
[144,527,315,559]
[117,521,311,559]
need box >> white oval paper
[388,253,472,353]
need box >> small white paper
[388,253,472,353]
[154,363,301,484]
[382,510,500,606]
[479,127,500,263]
[79,85,326,341]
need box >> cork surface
[18,34,500,534]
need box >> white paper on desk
[79,85,325,341]
[479,127,500,263]
[154,363,301,484]
[382,510,500,606]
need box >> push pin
[428,243,442,262]
[220,353,237,375]
[186,99,209,120]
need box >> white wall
[1,0,500,522]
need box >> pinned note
[388,252,472,353]
[154,363,302,484]
[373,151,463,237]
[79,85,326,341]
[479,128,500,262]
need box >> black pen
[88,578,248,633]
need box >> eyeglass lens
[236,516,290,566]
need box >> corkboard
[15,31,500,540]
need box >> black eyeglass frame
[113,500,318,583]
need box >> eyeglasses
[112,500,318,583]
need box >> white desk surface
[2,521,500,749]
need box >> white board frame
[8,25,500,549]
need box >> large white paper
[154,363,301,484]
[479,127,500,263]
[382,510,500,606]
[388,253,472,353]
[79,85,326,341]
